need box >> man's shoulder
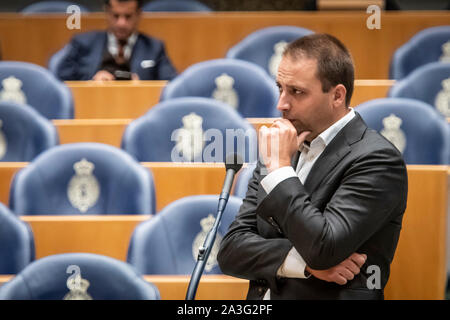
[70,31,106,45]
[136,32,164,48]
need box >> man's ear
[333,84,347,108]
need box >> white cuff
[277,247,310,279]
[260,166,297,194]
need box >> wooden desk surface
[62,79,394,119]
[0,274,249,300]
[1,12,449,78]
[66,80,166,119]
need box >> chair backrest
[390,25,450,80]
[10,143,155,215]
[388,62,450,117]
[121,97,257,162]
[21,1,90,13]
[127,195,243,274]
[226,26,314,78]
[233,162,257,199]
[356,98,450,164]
[0,61,73,119]
[0,202,35,274]
[0,253,159,300]
[48,45,70,76]
[0,101,59,161]
[142,0,212,12]
[160,59,280,117]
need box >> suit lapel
[304,113,367,194]
[130,35,146,78]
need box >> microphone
[185,153,243,300]
[217,153,244,215]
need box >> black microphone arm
[185,153,243,300]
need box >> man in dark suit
[217,34,408,300]
[56,0,177,81]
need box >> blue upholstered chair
[0,202,35,274]
[0,101,58,161]
[0,253,159,300]
[0,61,73,119]
[142,0,212,12]
[121,97,257,162]
[226,26,314,78]
[160,59,280,117]
[233,162,257,199]
[127,195,242,275]
[21,1,90,13]
[390,26,450,80]
[10,143,155,215]
[388,62,450,117]
[356,98,450,164]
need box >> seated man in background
[57,0,177,81]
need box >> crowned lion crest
[63,274,93,300]
[212,73,239,109]
[381,114,406,154]
[67,158,100,213]
[174,112,205,161]
[439,41,450,63]
[268,41,288,78]
[192,214,222,272]
[0,76,27,104]
[434,78,450,117]
[0,120,7,160]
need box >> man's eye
[294,89,304,95]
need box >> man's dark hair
[104,0,143,9]
[283,33,354,107]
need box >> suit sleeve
[155,43,177,81]
[217,163,293,292]
[56,37,85,81]
[257,146,408,270]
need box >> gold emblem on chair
[67,158,100,213]
[381,114,406,154]
[434,78,450,117]
[268,41,288,78]
[0,120,7,160]
[439,41,450,63]
[63,274,93,300]
[192,214,222,272]
[212,73,239,109]
[174,112,205,161]
[0,76,27,105]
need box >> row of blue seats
[1,55,450,124]
[0,194,242,299]
[19,0,213,14]
[1,94,449,165]
[48,25,450,81]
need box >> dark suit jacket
[217,113,408,300]
[56,31,177,81]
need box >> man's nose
[276,93,290,112]
[116,16,128,27]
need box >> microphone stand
[185,206,225,300]
[185,153,243,300]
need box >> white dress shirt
[260,109,356,299]
[107,32,138,61]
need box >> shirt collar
[300,108,355,152]
[107,32,138,58]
